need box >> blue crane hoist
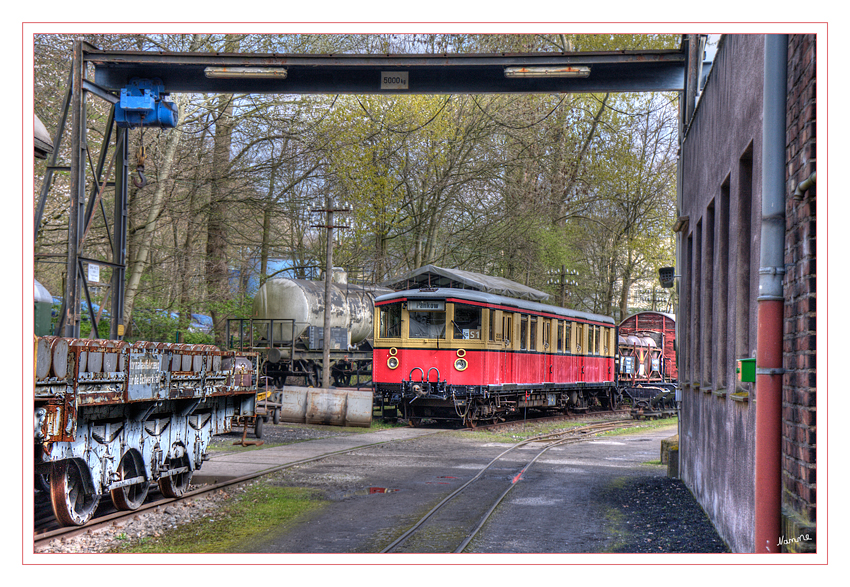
[114,78,178,128]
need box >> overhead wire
[471,94,567,130]
[355,95,452,134]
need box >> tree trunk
[206,90,235,346]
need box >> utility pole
[312,197,348,388]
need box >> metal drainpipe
[754,33,788,553]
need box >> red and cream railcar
[373,288,619,426]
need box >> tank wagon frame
[34,336,256,526]
[227,317,374,388]
[232,275,391,390]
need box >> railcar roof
[621,310,676,324]
[381,265,550,302]
[376,287,615,325]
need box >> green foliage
[34,33,681,326]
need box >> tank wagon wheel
[158,454,192,498]
[110,451,150,511]
[50,460,100,527]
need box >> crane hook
[133,146,147,188]
[133,167,147,188]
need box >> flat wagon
[34,337,257,526]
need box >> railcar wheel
[110,451,149,511]
[50,460,99,527]
[158,454,192,498]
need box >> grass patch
[597,417,678,437]
[642,460,664,467]
[115,483,325,553]
[453,418,616,444]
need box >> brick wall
[781,33,817,553]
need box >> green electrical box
[737,358,756,383]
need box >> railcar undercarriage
[379,382,622,427]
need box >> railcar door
[501,314,513,383]
[543,318,554,383]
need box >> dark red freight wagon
[618,311,677,385]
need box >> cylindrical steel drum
[278,386,310,423]
[342,390,373,428]
[304,388,373,428]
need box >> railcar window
[409,309,446,339]
[529,316,538,351]
[565,322,572,353]
[488,309,496,342]
[453,304,482,340]
[589,326,596,355]
[543,319,550,351]
[502,315,512,347]
[556,321,562,352]
[379,303,402,338]
[520,315,528,350]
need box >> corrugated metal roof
[381,265,550,302]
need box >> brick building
[676,34,817,553]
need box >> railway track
[34,414,651,552]
[380,418,640,553]
[33,434,410,551]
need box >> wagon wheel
[608,389,620,411]
[254,415,264,439]
[158,453,192,498]
[50,460,100,527]
[35,472,50,493]
[273,408,281,425]
[110,451,150,511]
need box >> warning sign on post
[87,263,100,284]
[381,71,409,90]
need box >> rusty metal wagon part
[33,336,258,527]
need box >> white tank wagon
[229,273,391,389]
[34,337,257,526]
[251,277,385,346]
